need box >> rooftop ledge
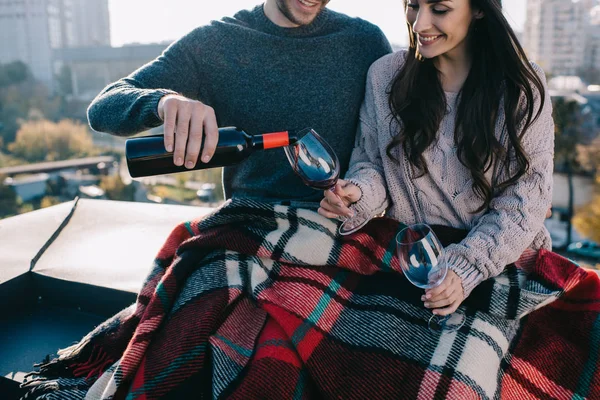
[0,199,214,385]
[0,198,215,293]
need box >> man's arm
[87,28,219,168]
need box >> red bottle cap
[263,131,290,149]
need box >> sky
[108,0,526,47]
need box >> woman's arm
[343,64,391,218]
[445,63,555,297]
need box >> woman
[319,0,554,317]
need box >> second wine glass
[283,128,371,235]
[396,223,466,333]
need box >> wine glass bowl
[284,128,372,236]
[284,129,340,190]
[396,224,448,289]
[396,224,465,333]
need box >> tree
[573,137,600,243]
[56,65,73,96]
[553,97,583,170]
[40,196,61,209]
[0,175,19,218]
[99,175,135,201]
[8,119,94,162]
[0,62,63,147]
[552,97,584,248]
[0,61,31,88]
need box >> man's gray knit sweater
[87,6,391,203]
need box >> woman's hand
[422,270,465,316]
[158,94,219,169]
[318,179,362,219]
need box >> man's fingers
[173,108,191,167]
[184,115,204,169]
[163,101,178,153]
[201,107,218,163]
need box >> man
[87,0,392,204]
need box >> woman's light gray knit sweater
[346,50,554,296]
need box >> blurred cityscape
[0,0,598,263]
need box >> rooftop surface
[0,199,214,384]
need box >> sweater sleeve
[445,63,555,297]
[345,62,390,218]
[87,28,205,136]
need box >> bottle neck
[251,131,299,150]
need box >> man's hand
[422,270,465,316]
[318,179,362,219]
[157,94,219,169]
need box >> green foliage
[552,97,583,170]
[0,175,19,218]
[40,196,62,209]
[150,185,198,203]
[0,150,27,168]
[574,136,600,241]
[0,62,63,146]
[577,136,600,175]
[99,174,135,201]
[8,119,94,162]
[186,168,224,202]
[573,195,600,244]
[0,61,31,88]
[56,65,73,96]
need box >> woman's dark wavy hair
[387,0,545,212]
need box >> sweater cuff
[444,248,485,298]
[149,89,179,124]
[346,173,387,220]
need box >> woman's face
[405,0,480,60]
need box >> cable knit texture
[347,50,554,296]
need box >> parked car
[567,240,600,260]
[196,183,216,203]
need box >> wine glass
[396,223,465,332]
[283,128,371,235]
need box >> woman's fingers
[319,194,353,218]
[422,286,456,307]
[432,298,461,316]
[425,277,452,299]
[424,291,456,308]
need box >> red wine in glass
[284,128,372,235]
[285,129,340,190]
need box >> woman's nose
[412,10,432,34]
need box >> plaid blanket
[21,198,600,400]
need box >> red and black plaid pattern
[22,198,600,399]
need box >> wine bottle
[125,127,300,178]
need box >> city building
[0,0,110,89]
[524,0,596,76]
[53,43,169,104]
[71,0,110,47]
